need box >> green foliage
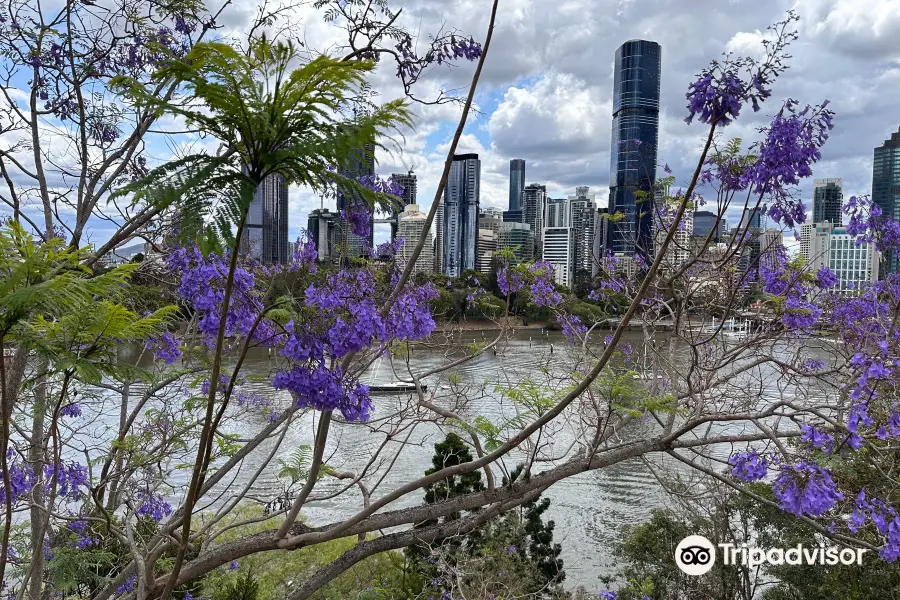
[613,484,900,600]
[214,569,261,600]
[422,432,484,507]
[111,36,411,252]
[0,223,176,382]
[202,506,404,600]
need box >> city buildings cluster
[232,40,900,299]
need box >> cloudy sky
[12,0,894,248]
[261,0,900,245]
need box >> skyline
[23,0,898,252]
[280,0,900,250]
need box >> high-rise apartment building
[396,204,434,275]
[522,183,547,258]
[240,173,289,264]
[759,229,785,271]
[499,222,534,263]
[337,141,376,258]
[542,227,573,288]
[652,199,693,272]
[442,153,481,277]
[873,128,900,275]
[307,207,338,264]
[545,198,568,228]
[800,222,832,271]
[693,210,723,240]
[608,39,661,258]
[800,222,878,294]
[509,159,525,211]
[390,170,417,240]
[434,202,444,273]
[568,188,598,289]
[812,178,843,225]
[477,209,504,273]
[829,227,879,294]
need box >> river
[163,327,838,592]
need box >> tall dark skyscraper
[240,173,289,264]
[813,178,843,224]
[608,39,661,258]
[509,159,525,210]
[337,140,376,257]
[504,159,526,224]
[874,128,900,275]
[522,183,547,258]
[390,170,417,240]
[443,154,480,277]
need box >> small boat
[367,382,427,394]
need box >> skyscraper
[307,207,338,264]
[499,222,534,263]
[390,171,417,240]
[396,204,434,275]
[435,202,444,273]
[800,222,879,294]
[522,183,547,258]
[542,227,573,288]
[509,159,525,211]
[568,187,598,290]
[693,210,723,240]
[873,128,900,275]
[443,153,481,277]
[608,39,661,258]
[545,198,568,228]
[737,206,764,273]
[336,140,376,258]
[812,178,843,225]
[477,209,504,273]
[240,173,289,264]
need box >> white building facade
[800,222,879,293]
[397,204,435,275]
[541,227,574,288]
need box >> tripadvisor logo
[675,535,869,576]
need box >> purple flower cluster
[528,262,562,307]
[116,573,137,595]
[273,268,437,421]
[773,460,843,517]
[758,250,822,330]
[685,70,746,126]
[815,266,839,289]
[556,313,586,344]
[749,99,834,228]
[144,331,182,364]
[67,520,99,549]
[341,197,373,238]
[496,265,524,297]
[728,451,769,482]
[800,424,835,453]
[44,462,89,499]
[166,245,276,347]
[290,233,318,273]
[394,32,482,80]
[136,491,173,521]
[0,451,35,505]
[273,364,373,422]
[849,491,900,561]
[60,402,82,418]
